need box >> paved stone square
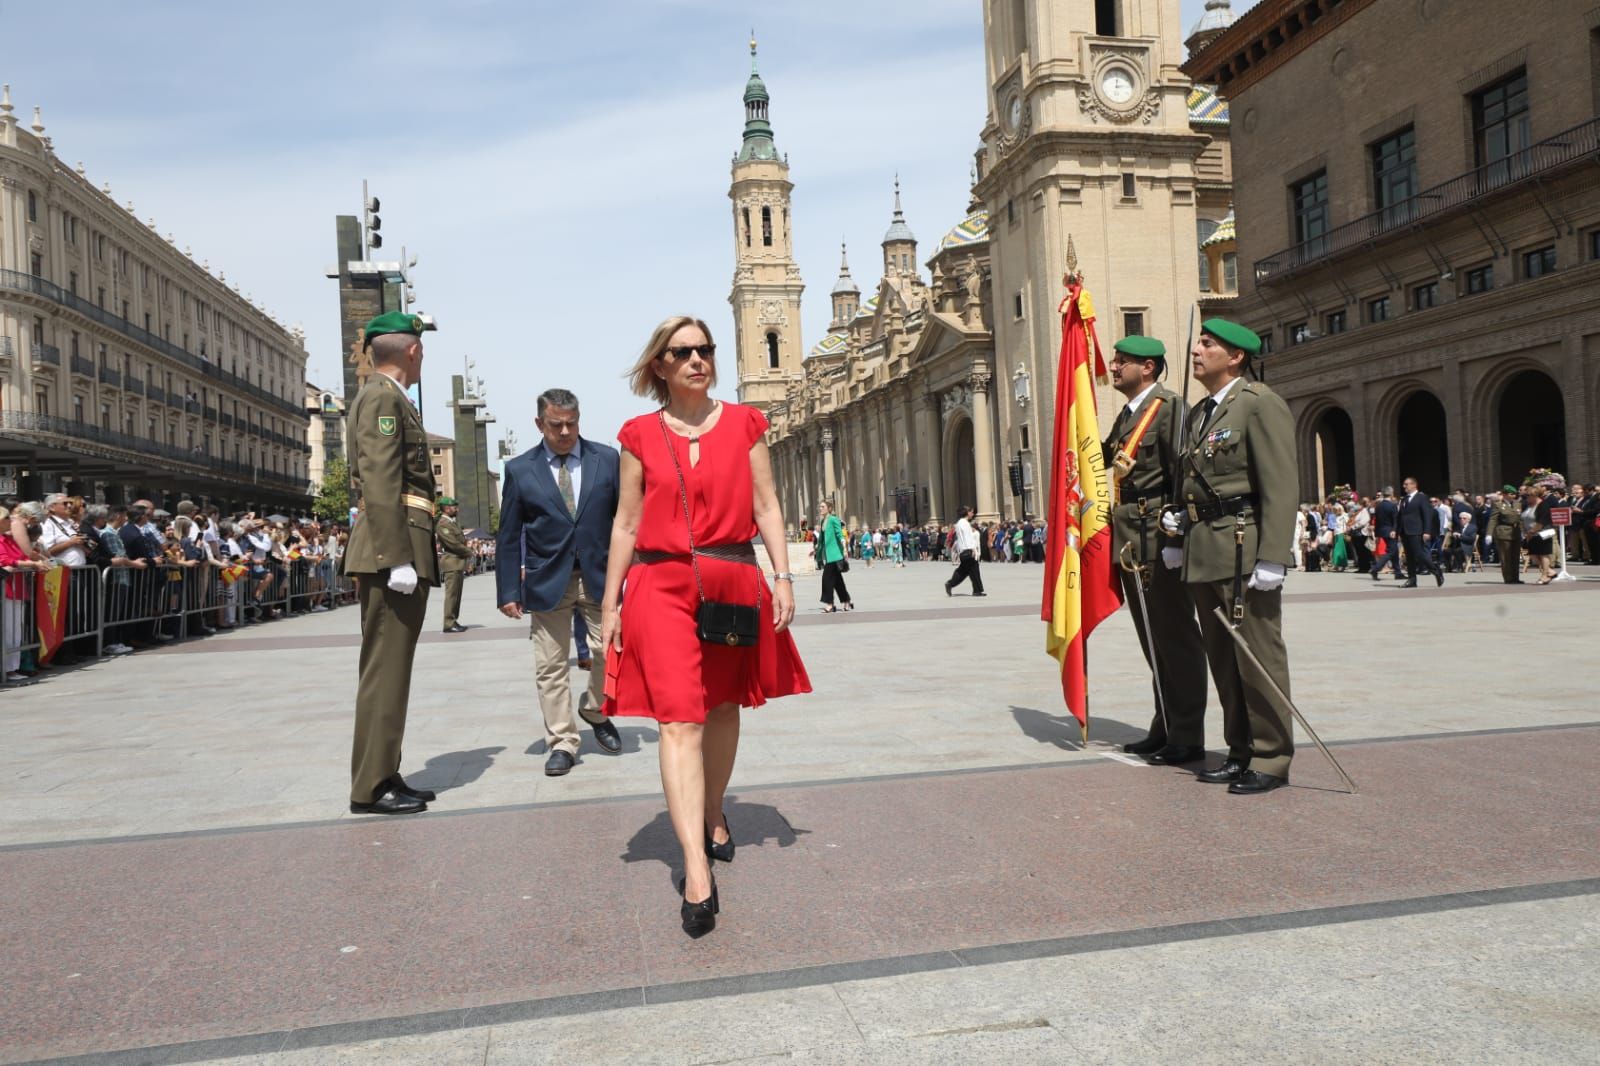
[2,561,1597,1064]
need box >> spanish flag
[1042,281,1122,738]
[35,567,68,665]
[220,563,249,586]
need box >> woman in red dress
[601,315,810,938]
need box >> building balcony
[204,406,218,421]
[221,412,235,429]
[71,353,96,378]
[31,342,61,369]
[125,375,144,394]
[0,268,305,418]
[0,411,310,494]
[0,336,12,363]
[1254,116,1600,285]
[146,384,166,406]
[99,366,121,387]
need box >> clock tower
[977,0,1207,475]
[728,38,804,412]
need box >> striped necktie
[557,454,576,517]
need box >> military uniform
[1176,321,1298,784]
[340,313,440,810]
[1102,342,1208,753]
[435,498,474,630]
[1485,489,1524,584]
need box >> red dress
[604,403,811,723]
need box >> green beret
[1113,336,1166,360]
[1501,484,1518,494]
[437,496,457,506]
[362,311,426,350]
[1201,318,1262,355]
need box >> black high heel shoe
[678,875,719,938]
[704,810,735,863]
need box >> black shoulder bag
[659,414,761,648]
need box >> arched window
[766,332,780,369]
[761,206,773,247]
[1223,252,1238,293]
[742,207,751,247]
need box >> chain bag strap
[658,412,761,647]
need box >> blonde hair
[626,315,716,406]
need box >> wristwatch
[772,572,794,582]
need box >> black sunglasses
[660,344,716,362]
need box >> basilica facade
[738,1,1239,534]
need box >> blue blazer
[495,438,620,613]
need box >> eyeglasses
[660,344,716,362]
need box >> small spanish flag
[220,563,249,586]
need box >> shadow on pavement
[1010,705,1142,749]
[620,798,811,885]
[408,746,506,793]
[524,725,659,758]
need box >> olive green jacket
[1178,378,1298,585]
[340,373,440,585]
[436,514,473,573]
[1485,498,1523,542]
[1103,383,1188,568]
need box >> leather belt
[402,494,436,517]
[635,543,759,567]
[1187,495,1256,523]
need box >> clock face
[1101,68,1136,105]
[1007,94,1023,132]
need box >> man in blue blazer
[1397,476,1444,588]
[496,389,623,775]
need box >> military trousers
[1120,561,1209,747]
[529,570,607,756]
[351,575,430,804]
[1188,580,1294,780]
[1493,536,1521,583]
[442,569,465,628]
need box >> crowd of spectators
[1293,475,1597,580]
[2,495,350,682]
[798,519,1049,567]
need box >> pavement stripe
[16,877,1600,1066]
[3,718,1596,854]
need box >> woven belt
[635,543,759,567]
[1187,495,1255,523]
[401,494,437,517]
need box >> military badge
[377,416,397,436]
[1205,429,1233,445]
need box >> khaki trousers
[1120,561,1209,747]
[351,577,429,804]
[1188,580,1294,780]
[531,570,607,755]
[442,569,464,628]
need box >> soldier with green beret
[340,311,440,815]
[1103,336,1209,765]
[1486,484,1525,584]
[1159,318,1298,795]
[435,495,474,632]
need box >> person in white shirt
[39,494,89,568]
[943,505,986,597]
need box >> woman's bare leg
[701,702,740,843]
[659,720,712,901]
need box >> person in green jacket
[814,500,853,612]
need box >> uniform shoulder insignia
[1240,381,1263,395]
[377,415,397,436]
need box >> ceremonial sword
[1118,539,1170,744]
[1210,606,1359,795]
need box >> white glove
[1161,546,1183,570]
[387,563,419,595]
[1247,560,1286,592]
[1160,510,1182,535]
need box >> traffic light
[365,196,382,249]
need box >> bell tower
[728,37,804,411]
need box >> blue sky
[6,0,1242,468]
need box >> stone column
[918,390,943,527]
[971,364,1000,522]
[820,423,838,502]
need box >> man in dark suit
[1397,476,1444,587]
[496,388,623,775]
[1370,487,1401,581]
